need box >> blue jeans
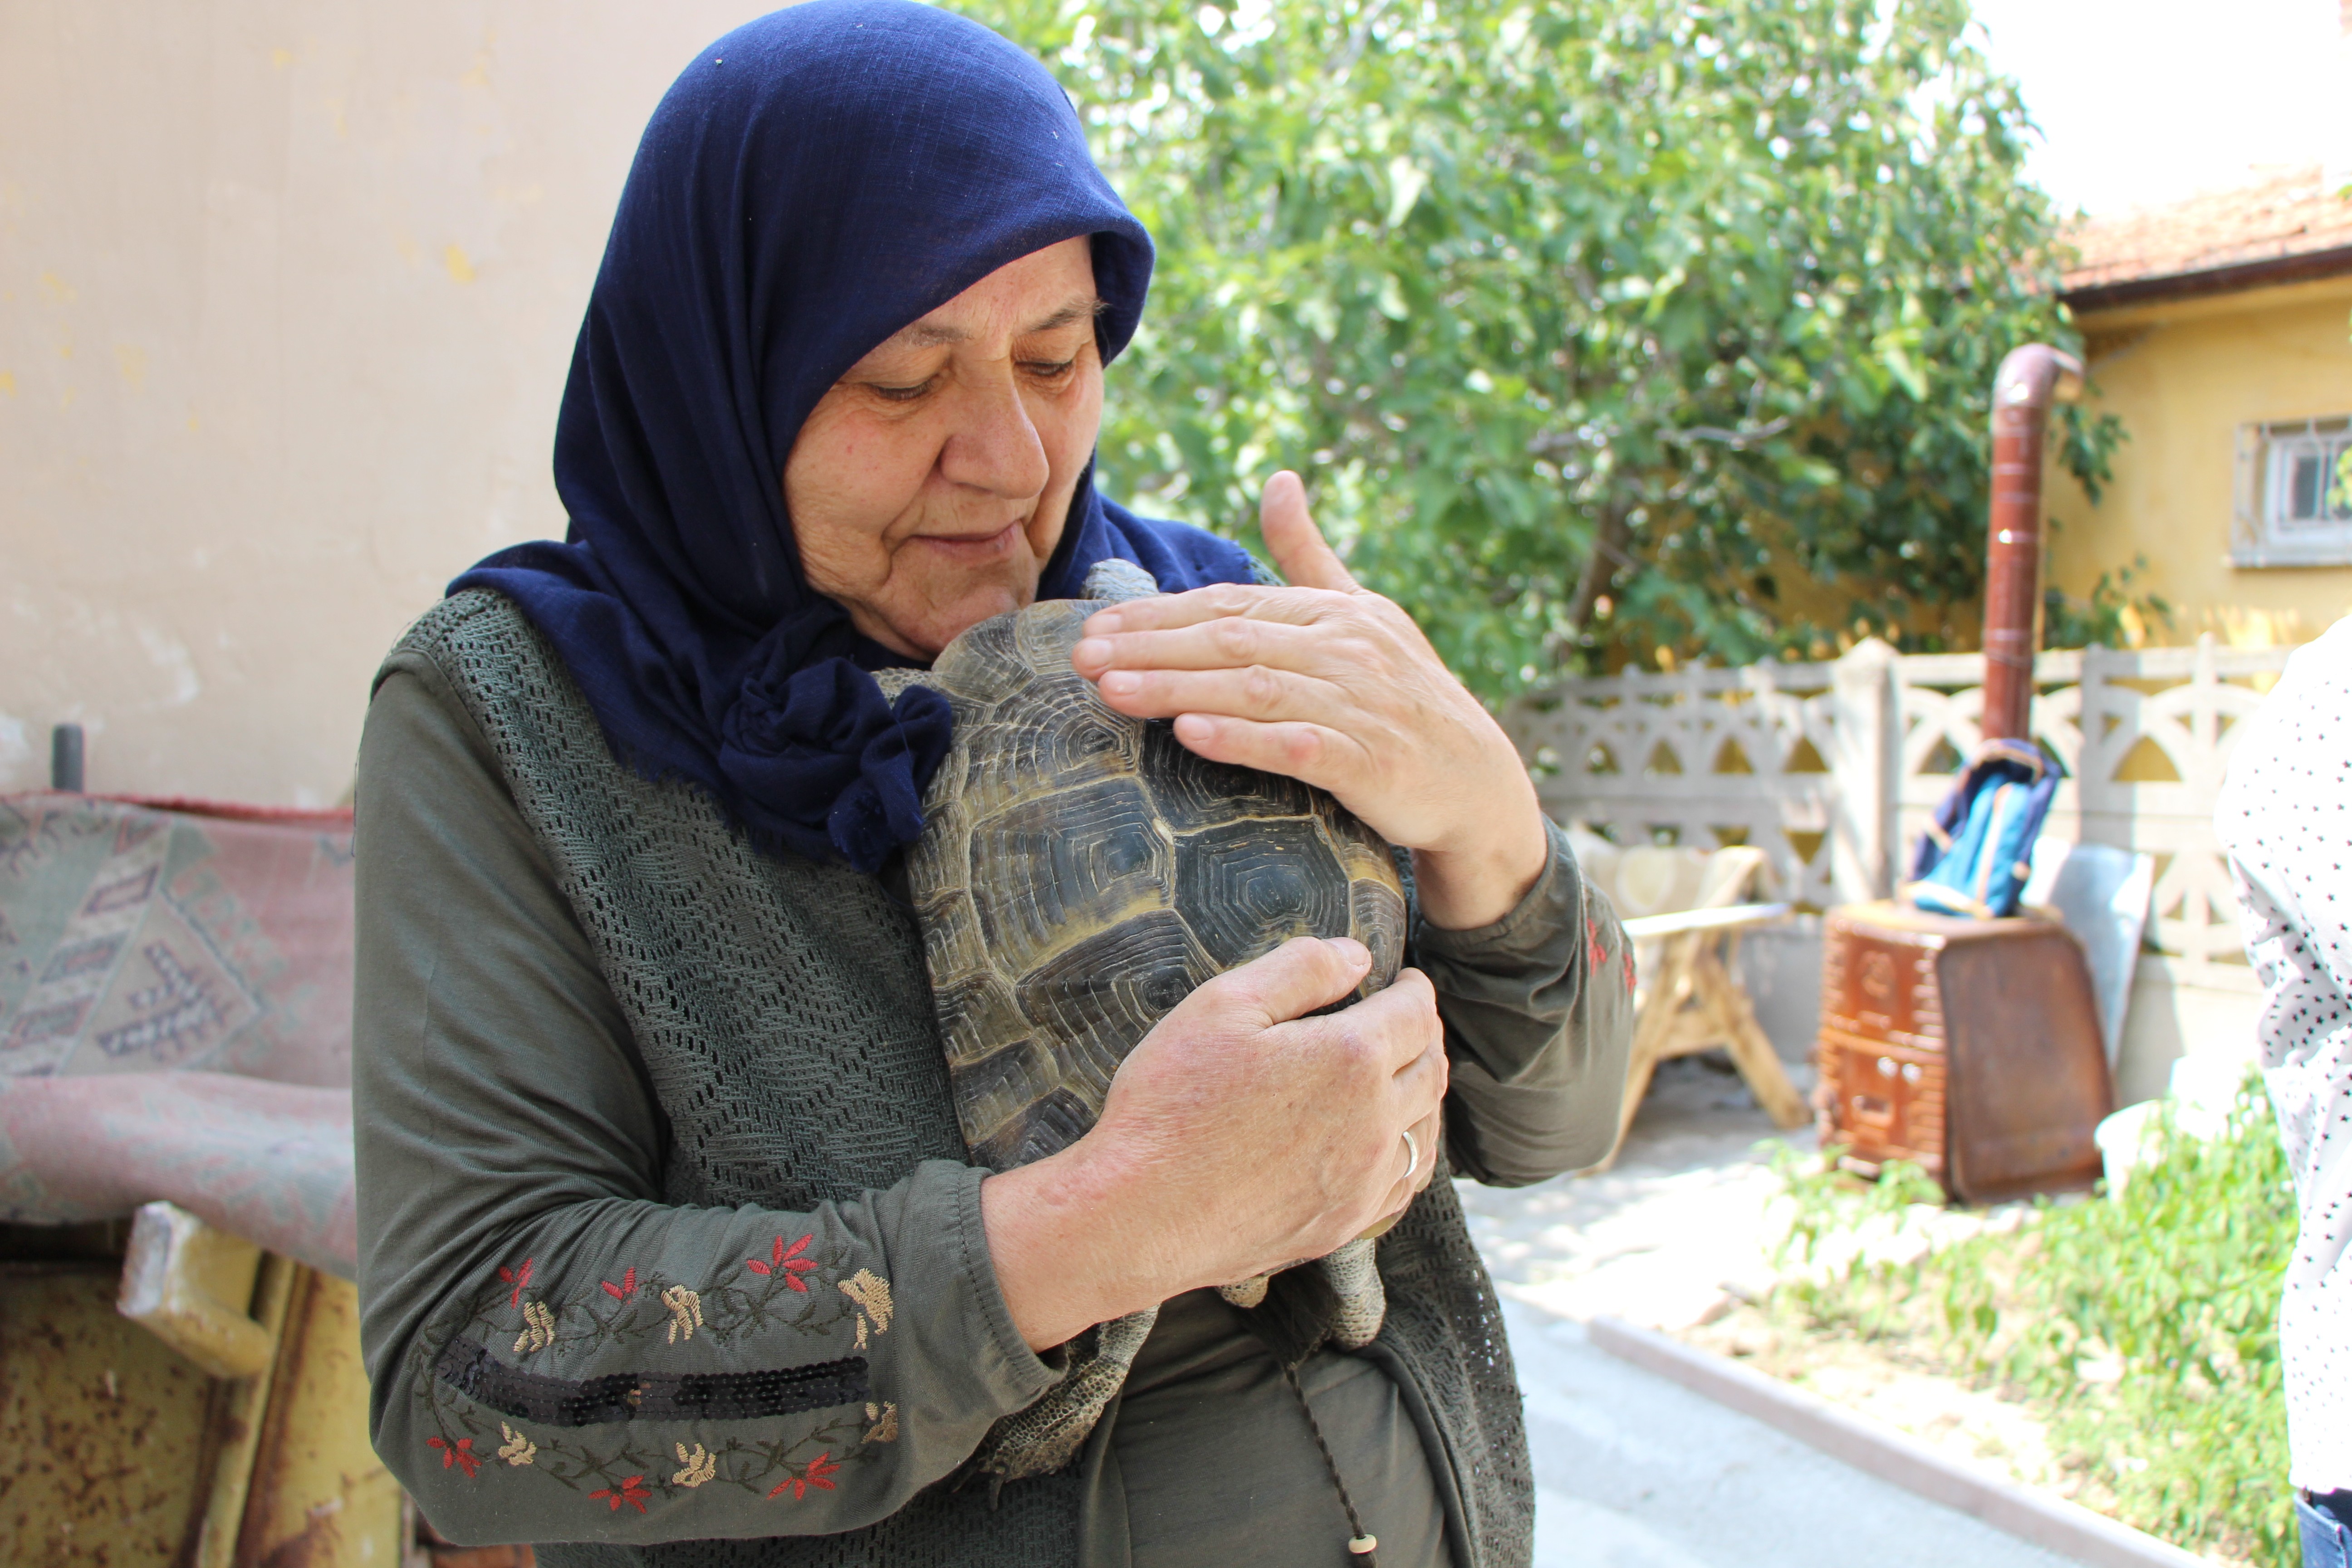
[2303,1491,2352,1568]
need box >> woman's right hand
[980,936,1448,1352]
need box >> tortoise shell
[896,598,1408,1172]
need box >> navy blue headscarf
[453,0,1253,873]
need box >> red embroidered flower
[602,1265,638,1301]
[1585,916,1607,974]
[767,1451,842,1501]
[746,1234,817,1291]
[498,1257,534,1308]
[590,1475,652,1513]
[1622,947,1637,995]
[428,1437,480,1479]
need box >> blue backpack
[1904,738,2064,919]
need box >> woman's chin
[883,581,1035,660]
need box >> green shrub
[1765,1077,2296,1565]
[2040,551,2173,651]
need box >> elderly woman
[353,5,1632,1566]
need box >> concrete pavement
[1461,1056,1814,1332]
[1472,1058,2089,1567]
[1509,1301,2084,1568]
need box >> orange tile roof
[2060,164,2352,308]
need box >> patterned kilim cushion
[0,792,354,1084]
[0,793,358,1273]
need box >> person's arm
[1415,816,1634,1186]
[1068,472,1632,1187]
[2216,625,2352,1500]
[355,658,1062,1547]
[981,941,1449,1350]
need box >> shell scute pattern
[967,778,1174,979]
[1009,598,1096,672]
[910,887,988,988]
[905,599,1407,1172]
[1171,817,1349,970]
[955,706,1141,824]
[1350,879,1410,990]
[902,792,972,910]
[1013,910,1219,1102]
[929,970,1029,1068]
[1137,718,1315,828]
[952,1034,1065,1157]
[928,610,1035,706]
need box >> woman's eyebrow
[880,295,1106,356]
[897,322,968,349]
[1022,296,1107,336]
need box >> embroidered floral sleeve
[411,1222,877,1521]
[372,1164,1057,1545]
[355,666,1063,1548]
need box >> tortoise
[885,584,1407,1172]
[875,568,1410,1478]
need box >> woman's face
[785,237,1105,660]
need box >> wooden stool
[1589,847,1809,1171]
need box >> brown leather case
[1815,900,2113,1202]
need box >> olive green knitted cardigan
[369,591,1536,1568]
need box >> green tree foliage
[964,0,2124,696]
[2042,551,2171,651]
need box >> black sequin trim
[436,1339,870,1427]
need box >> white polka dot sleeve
[2216,614,2352,1494]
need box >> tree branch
[1563,501,1633,640]
[1656,416,1792,450]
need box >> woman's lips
[909,520,1024,564]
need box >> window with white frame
[2234,416,2352,566]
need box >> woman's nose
[938,367,1051,500]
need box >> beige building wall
[2034,278,2352,1094]
[2045,273,2352,648]
[1,0,768,804]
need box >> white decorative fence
[1503,636,2293,1094]
[1502,652,1856,913]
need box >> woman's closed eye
[866,377,938,404]
[861,356,1074,403]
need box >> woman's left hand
[1072,470,1550,931]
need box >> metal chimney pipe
[1980,344,2083,742]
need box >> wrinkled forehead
[860,239,1106,362]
